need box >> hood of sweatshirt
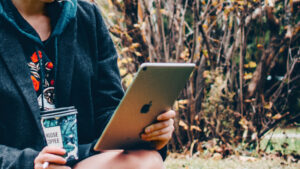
[0,0,78,110]
[0,0,77,45]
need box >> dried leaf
[244,72,253,80]
[134,51,143,57]
[239,118,249,129]
[195,115,199,121]
[266,112,272,118]
[191,125,201,132]
[198,36,202,42]
[248,61,257,68]
[121,47,129,53]
[279,47,285,53]
[151,9,156,15]
[290,0,294,12]
[203,70,210,78]
[107,0,113,7]
[212,0,218,6]
[238,6,244,11]
[264,102,273,110]
[237,1,246,6]
[160,9,168,15]
[212,153,223,160]
[180,48,190,61]
[133,24,140,28]
[257,44,264,49]
[119,58,133,65]
[130,43,140,49]
[244,99,252,103]
[272,113,282,120]
[178,99,189,105]
[179,120,189,130]
[239,156,258,162]
[203,49,208,58]
[138,1,143,20]
[119,68,127,76]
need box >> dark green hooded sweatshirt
[0,1,166,168]
[0,0,127,168]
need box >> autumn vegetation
[95,0,300,157]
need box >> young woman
[0,0,175,169]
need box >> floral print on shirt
[27,50,56,110]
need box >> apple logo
[140,101,152,114]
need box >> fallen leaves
[244,61,257,68]
[179,120,201,132]
[272,113,282,120]
[239,156,258,162]
[264,102,273,110]
[212,153,223,160]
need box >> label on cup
[41,107,79,162]
[44,126,64,147]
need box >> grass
[164,156,300,169]
[260,127,300,154]
[165,127,300,169]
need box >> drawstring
[36,37,59,111]
[54,37,58,106]
[54,37,58,84]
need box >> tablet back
[94,63,195,150]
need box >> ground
[164,156,300,169]
[165,127,300,169]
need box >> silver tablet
[93,63,195,151]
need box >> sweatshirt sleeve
[91,4,167,160]
[92,4,124,136]
[0,145,39,169]
[73,5,124,160]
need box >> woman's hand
[34,146,70,169]
[141,110,176,150]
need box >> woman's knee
[73,150,164,169]
[125,150,164,169]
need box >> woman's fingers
[146,133,172,150]
[35,163,71,169]
[144,119,174,134]
[157,110,176,121]
[141,125,174,140]
[35,153,67,165]
[34,146,68,169]
[41,146,66,156]
[142,110,176,150]
[145,133,173,142]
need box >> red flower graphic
[31,75,40,91]
[46,62,54,69]
[50,80,55,86]
[30,51,42,63]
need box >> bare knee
[73,150,164,169]
[123,150,164,169]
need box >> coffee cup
[40,107,79,162]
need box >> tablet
[93,63,195,151]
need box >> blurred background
[94,0,299,168]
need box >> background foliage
[95,0,300,156]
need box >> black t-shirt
[6,0,61,110]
